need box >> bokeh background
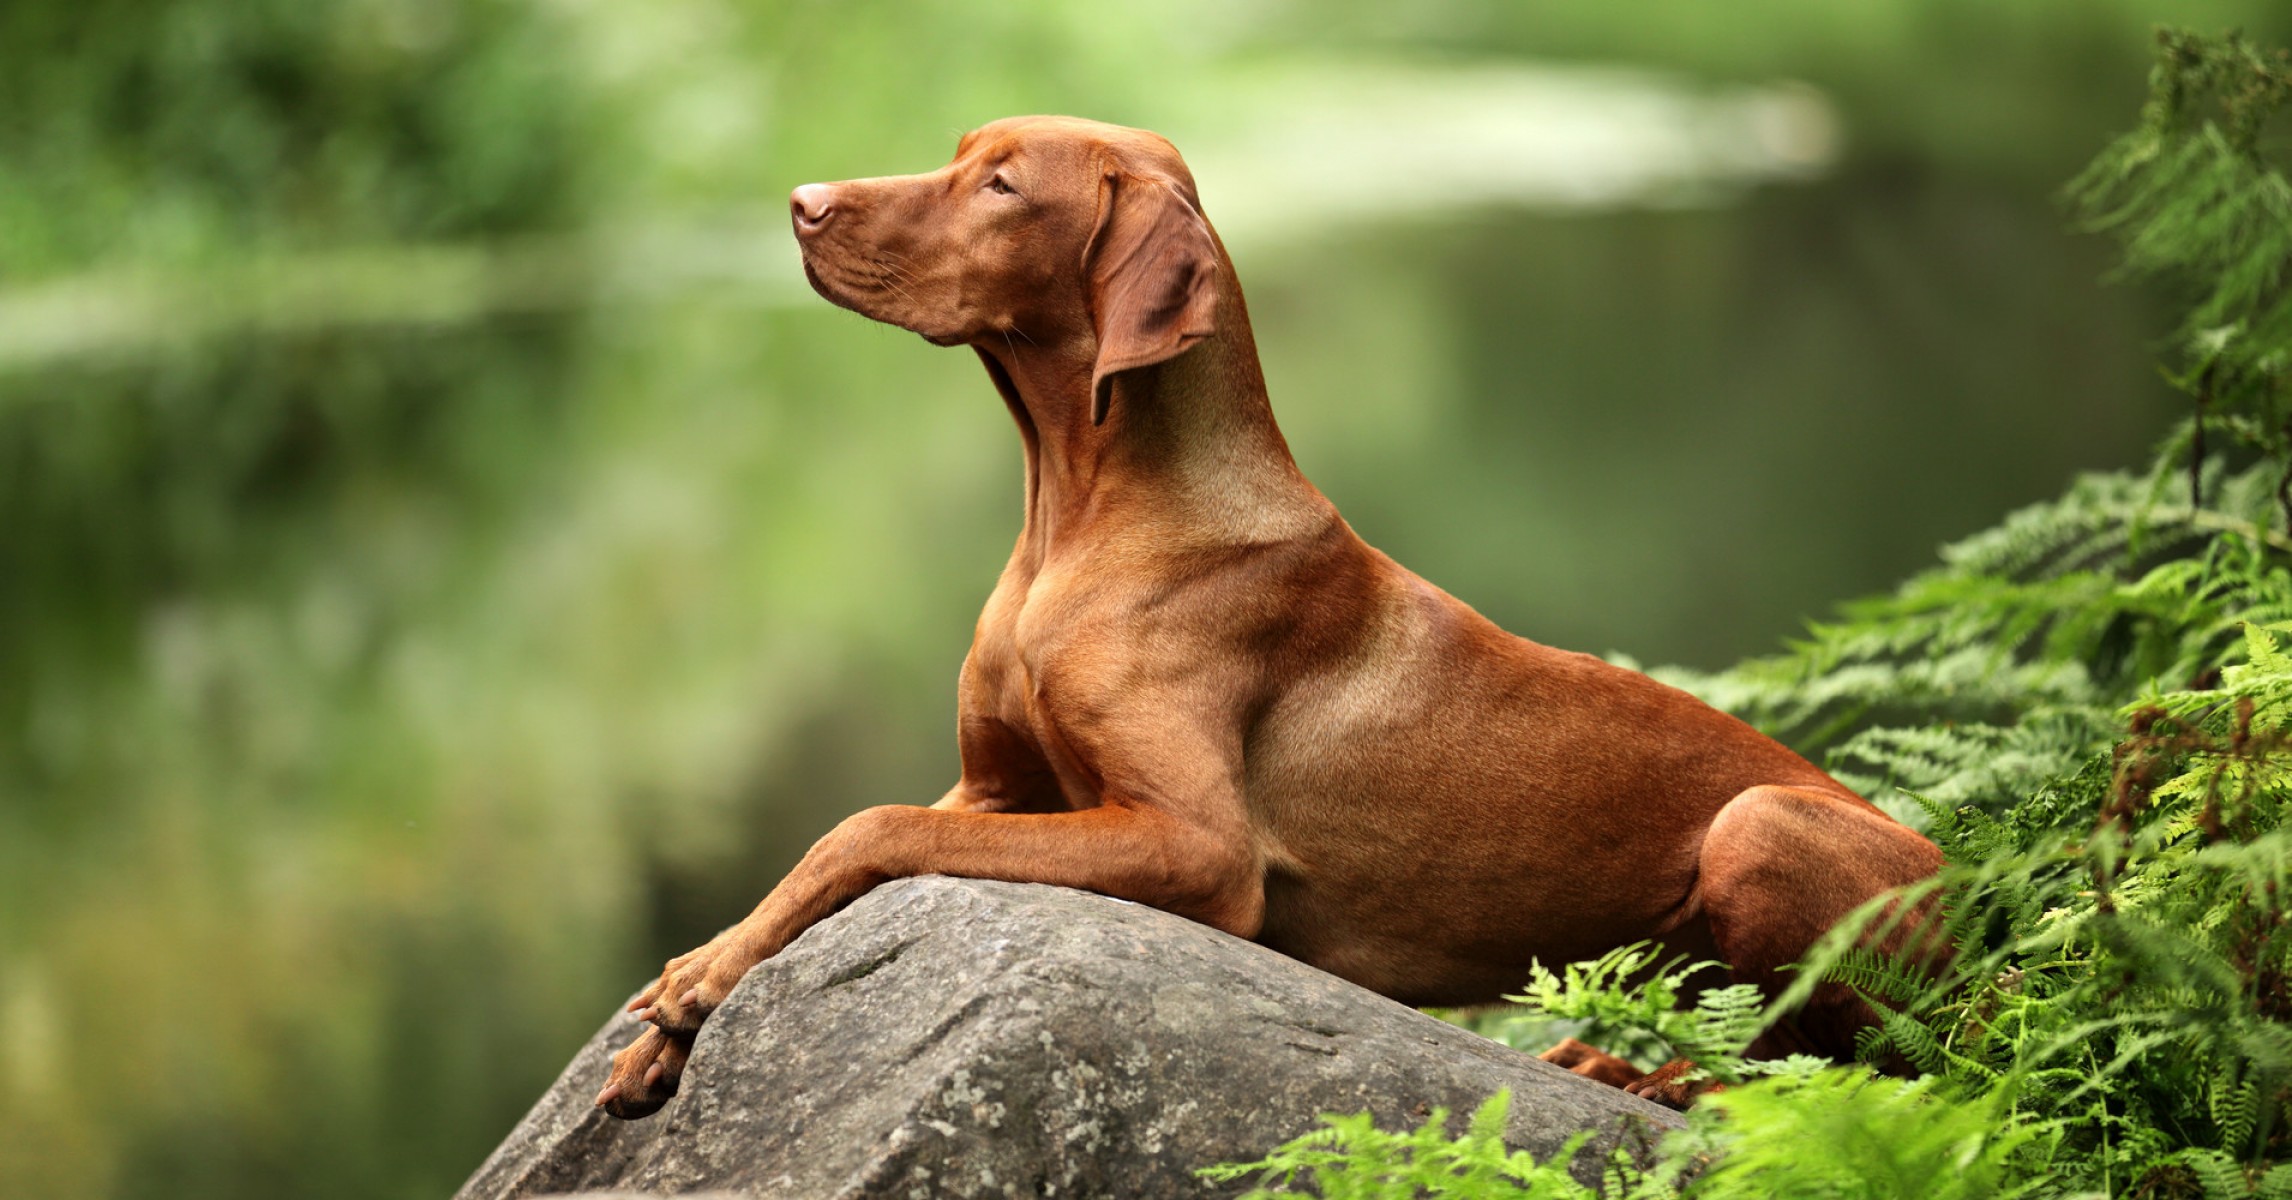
[7,2,2291,1197]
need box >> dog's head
[791,116,1221,424]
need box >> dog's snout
[790,183,837,234]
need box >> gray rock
[458,877,1682,1199]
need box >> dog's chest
[963,563,1168,786]
[962,565,1075,719]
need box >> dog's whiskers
[878,274,920,309]
[870,257,922,298]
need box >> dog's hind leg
[1624,784,1943,1107]
[1538,1037,1648,1088]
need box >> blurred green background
[6,2,2289,1196]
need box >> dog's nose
[790,183,837,234]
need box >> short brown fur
[593,116,1943,1117]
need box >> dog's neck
[976,291,1328,567]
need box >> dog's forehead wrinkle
[964,114,1187,175]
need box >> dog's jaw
[800,253,967,346]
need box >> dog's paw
[626,937,753,1036]
[594,1026,691,1120]
[1537,1037,1647,1089]
[1622,1058,1722,1110]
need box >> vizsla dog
[593,116,1941,1119]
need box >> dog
[592,116,1942,1119]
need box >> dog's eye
[985,174,1017,197]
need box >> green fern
[1453,943,1813,1088]
[1682,1069,2064,1200]
[2068,29,2292,507]
[1197,1091,1604,1199]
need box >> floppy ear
[1084,171,1221,426]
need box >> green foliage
[1199,1091,1605,1199]
[1468,943,1825,1085]
[2066,29,2292,501]
[1651,463,2292,819]
[1678,1070,2066,1200]
[0,0,589,275]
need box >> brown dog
[592,116,1941,1119]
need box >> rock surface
[457,877,1682,1199]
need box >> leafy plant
[1468,943,1827,1085]
[1678,1070,2065,1200]
[1199,1091,1605,1199]
[2066,29,2292,518]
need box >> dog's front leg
[595,796,1260,1118]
